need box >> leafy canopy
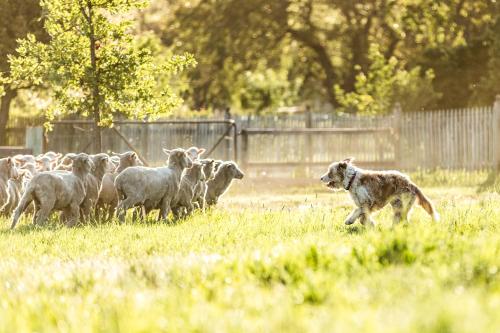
[9,0,196,127]
[335,44,440,114]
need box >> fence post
[305,105,313,177]
[241,129,249,172]
[393,102,402,169]
[493,95,500,171]
[224,107,232,161]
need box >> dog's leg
[359,206,375,227]
[400,193,416,223]
[391,198,403,225]
[344,207,363,225]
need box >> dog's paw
[344,219,355,225]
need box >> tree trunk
[288,28,338,107]
[87,2,102,153]
[0,87,17,146]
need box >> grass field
[1,172,499,333]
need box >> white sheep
[0,157,19,214]
[186,147,206,161]
[172,161,205,219]
[13,154,36,167]
[205,161,244,206]
[193,159,216,210]
[96,151,143,220]
[11,153,93,229]
[114,148,192,223]
[0,169,31,216]
[81,153,110,221]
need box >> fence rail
[16,95,500,173]
[43,120,237,165]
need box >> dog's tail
[412,184,439,221]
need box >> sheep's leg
[158,199,170,222]
[107,202,117,221]
[66,203,80,227]
[95,199,103,221]
[35,200,55,226]
[185,202,194,216]
[31,201,40,226]
[80,198,91,223]
[116,197,137,224]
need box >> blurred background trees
[1,0,499,128]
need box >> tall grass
[1,183,499,332]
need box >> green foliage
[9,0,196,128]
[232,64,303,113]
[1,184,500,332]
[335,44,440,114]
[149,0,499,112]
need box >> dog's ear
[338,162,348,170]
[343,157,355,164]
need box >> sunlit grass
[0,175,499,332]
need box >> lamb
[186,147,206,161]
[20,162,37,177]
[0,157,19,214]
[13,154,35,167]
[115,148,192,223]
[35,156,57,172]
[96,152,142,220]
[192,159,215,210]
[0,169,31,216]
[54,153,77,171]
[11,153,93,229]
[171,161,205,219]
[80,153,110,221]
[205,161,244,206]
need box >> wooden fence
[43,120,237,165]
[17,96,500,172]
[235,100,500,172]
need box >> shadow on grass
[2,211,191,234]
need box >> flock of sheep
[0,147,244,229]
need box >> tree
[0,0,47,145]
[148,0,499,112]
[9,0,195,151]
[335,44,440,114]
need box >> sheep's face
[201,159,215,180]
[320,158,353,189]
[72,154,93,174]
[213,160,223,173]
[91,154,110,172]
[186,147,206,161]
[36,156,54,172]
[188,162,205,181]
[13,155,35,167]
[0,157,19,180]
[14,168,31,183]
[223,162,244,180]
[164,148,193,169]
[118,152,141,168]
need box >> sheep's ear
[343,157,354,164]
[6,157,14,166]
[162,148,171,156]
[66,153,78,160]
[198,148,206,156]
